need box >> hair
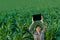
[35,25,40,28]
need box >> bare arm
[29,17,34,34]
[41,16,47,32]
[43,23,47,32]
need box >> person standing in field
[29,16,47,40]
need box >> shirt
[29,23,44,40]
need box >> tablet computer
[33,14,41,21]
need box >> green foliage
[0,7,60,40]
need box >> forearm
[41,16,47,32]
[43,23,47,32]
[29,23,34,34]
[29,23,34,31]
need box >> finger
[41,16,43,20]
[41,16,43,19]
[32,17,33,20]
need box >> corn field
[0,7,60,40]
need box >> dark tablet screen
[33,14,41,21]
